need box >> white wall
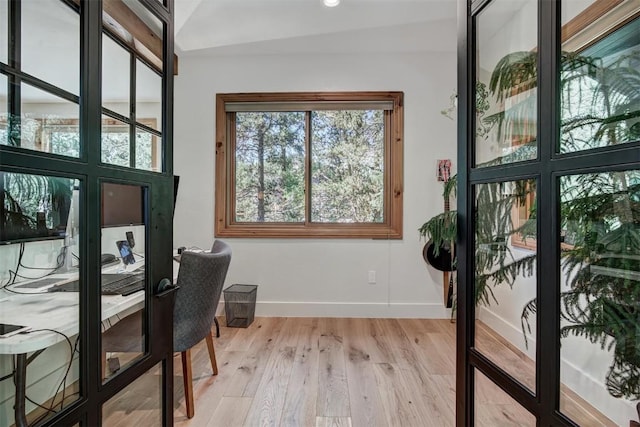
[173,51,457,318]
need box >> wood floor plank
[174,350,245,425]
[206,396,252,427]
[375,318,425,370]
[242,345,296,426]
[399,318,455,375]
[475,321,536,391]
[243,318,301,426]
[224,317,287,397]
[316,318,350,418]
[225,316,276,352]
[560,384,618,427]
[280,318,321,427]
[211,317,240,351]
[394,364,454,426]
[315,416,353,427]
[342,318,386,427]
[372,362,424,426]
[364,318,397,364]
[160,317,617,427]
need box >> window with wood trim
[215,92,404,239]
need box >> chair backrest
[173,240,231,352]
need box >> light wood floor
[103,317,616,426]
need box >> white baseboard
[216,300,450,318]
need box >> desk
[0,268,144,427]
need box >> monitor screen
[101,182,144,228]
[0,171,74,245]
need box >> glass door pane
[135,127,161,172]
[475,0,538,167]
[558,170,639,426]
[17,83,80,157]
[103,34,131,119]
[559,2,640,154]
[0,73,6,145]
[475,369,536,426]
[100,2,164,172]
[100,182,147,382]
[0,171,81,426]
[474,179,537,392]
[0,0,7,64]
[102,115,131,168]
[21,0,79,96]
[136,59,162,134]
[102,361,162,425]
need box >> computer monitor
[0,171,74,245]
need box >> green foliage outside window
[234,109,385,224]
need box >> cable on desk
[55,336,80,413]
[18,246,65,271]
[19,329,78,420]
[1,243,26,288]
[1,243,71,293]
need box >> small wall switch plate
[368,270,376,284]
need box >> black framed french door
[457,0,640,425]
[0,0,176,425]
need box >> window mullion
[305,111,312,225]
[129,51,136,168]
[229,113,237,224]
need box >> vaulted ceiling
[173,0,458,55]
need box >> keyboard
[101,274,145,296]
[47,273,145,296]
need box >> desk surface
[0,263,146,355]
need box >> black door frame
[0,0,176,425]
[456,0,640,425]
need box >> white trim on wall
[216,301,450,319]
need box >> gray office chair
[174,239,231,419]
[101,240,231,419]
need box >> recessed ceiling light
[323,0,340,7]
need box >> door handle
[156,278,175,294]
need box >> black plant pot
[423,240,456,272]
